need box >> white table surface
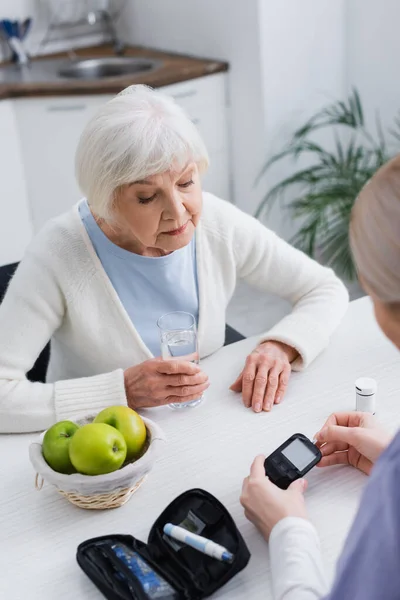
[1,297,400,600]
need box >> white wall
[118,0,346,229]
[258,0,346,237]
[118,0,267,215]
[346,0,400,132]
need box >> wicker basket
[29,415,166,510]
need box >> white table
[1,297,400,600]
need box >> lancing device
[163,523,234,564]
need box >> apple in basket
[94,406,147,462]
[41,406,148,476]
[42,420,80,474]
[69,423,127,476]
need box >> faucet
[86,9,125,55]
[8,37,30,65]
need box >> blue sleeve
[326,442,400,600]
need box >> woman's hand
[124,359,209,409]
[240,455,308,540]
[315,412,393,476]
[230,341,297,412]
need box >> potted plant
[255,89,398,282]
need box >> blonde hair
[350,155,400,304]
[75,84,209,221]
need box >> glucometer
[264,433,322,490]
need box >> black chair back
[0,262,50,383]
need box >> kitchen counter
[0,44,228,99]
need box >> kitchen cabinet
[14,95,114,233]
[13,72,231,233]
[0,100,33,266]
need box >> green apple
[94,406,147,462]
[42,420,80,474]
[68,423,127,476]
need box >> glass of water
[157,311,203,410]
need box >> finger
[274,365,291,404]
[156,360,202,376]
[230,371,243,392]
[167,382,210,398]
[315,425,358,446]
[242,357,257,409]
[320,441,349,457]
[240,476,249,498]
[288,478,307,494]
[249,454,266,479]
[166,371,208,387]
[262,366,281,412]
[251,363,270,413]
[314,414,342,446]
[314,412,365,444]
[316,452,350,468]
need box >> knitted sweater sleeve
[0,253,127,433]
[206,195,349,369]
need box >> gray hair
[75,84,209,220]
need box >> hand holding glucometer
[264,433,322,489]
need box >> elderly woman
[0,85,347,433]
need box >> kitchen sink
[57,57,162,79]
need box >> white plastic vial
[355,377,377,414]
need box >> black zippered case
[76,488,251,599]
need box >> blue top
[326,429,400,599]
[79,200,199,356]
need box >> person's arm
[240,456,328,599]
[0,252,210,433]
[241,421,399,600]
[326,444,400,600]
[269,518,327,600]
[0,253,127,433]
[268,452,400,600]
[228,201,349,370]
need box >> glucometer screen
[282,439,316,471]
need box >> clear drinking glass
[157,311,204,410]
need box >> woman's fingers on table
[258,361,290,412]
[261,366,279,412]
[252,363,270,412]
[231,356,291,412]
[272,364,291,406]
[229,371,243,393]
[242,356,257,408]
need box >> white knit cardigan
[0,193,348,432]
